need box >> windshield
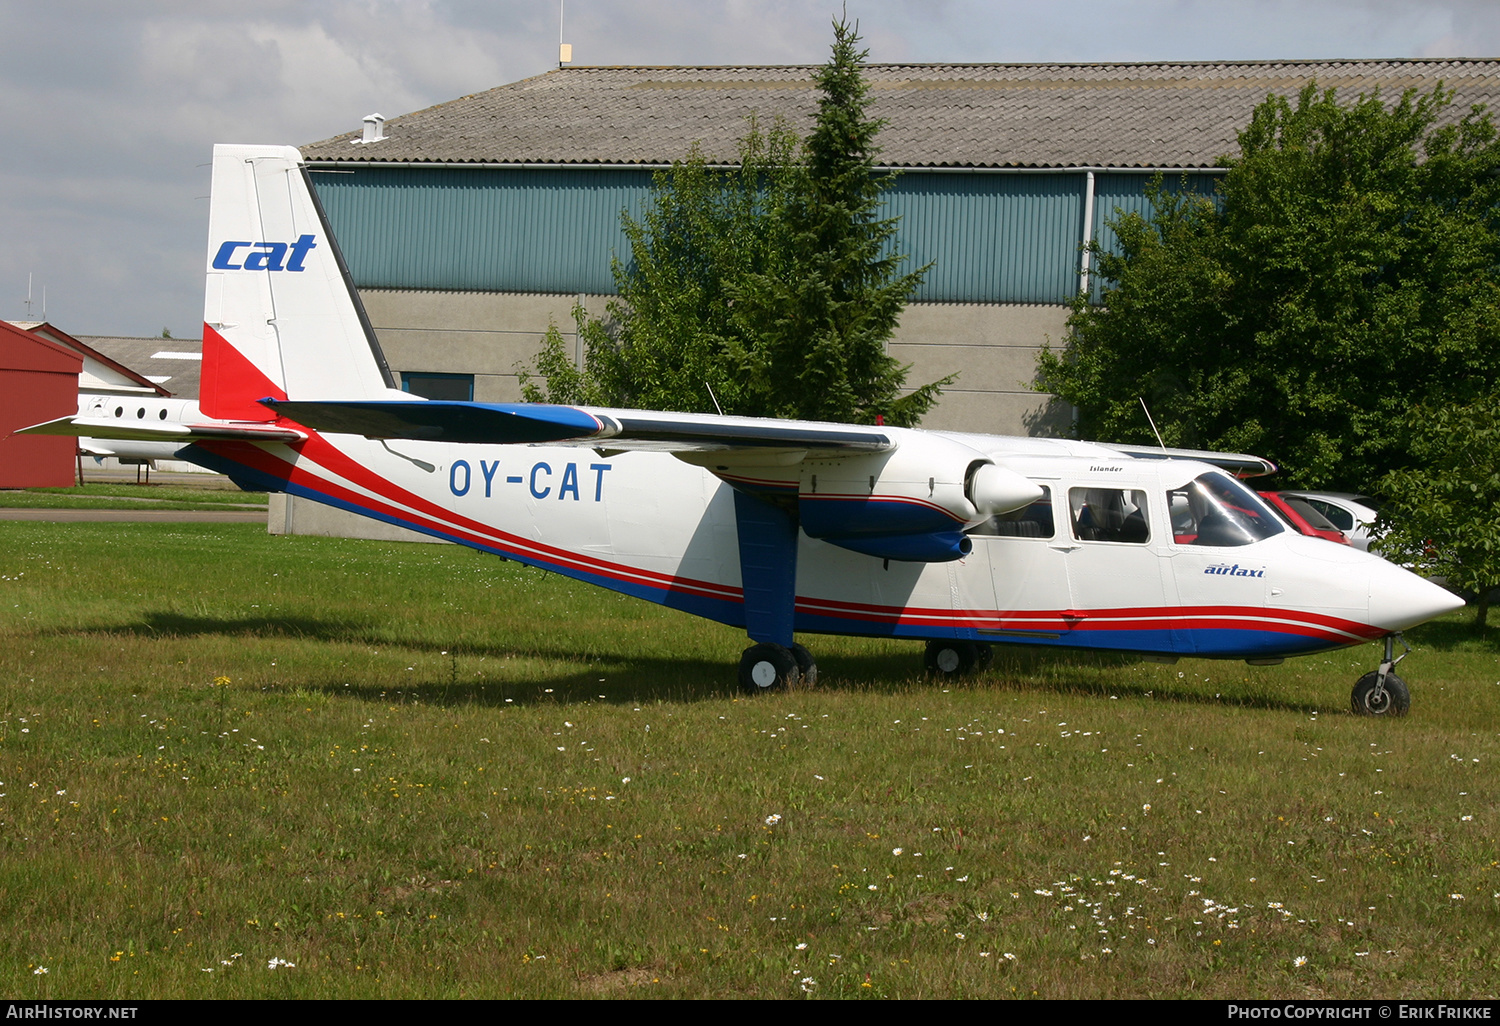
[1167,473,1284,547]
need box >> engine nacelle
[798,431,1041,562]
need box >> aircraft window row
[1168,473,1283,547]
[1069,487,1150,543]
[968,485,1054,538]
[112,406,168,420]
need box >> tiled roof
[301,60,1500,170]
[78,336,202,399]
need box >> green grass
[1,522,1498,998]
[0,483,267,511]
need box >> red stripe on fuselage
[202,436,1382,649]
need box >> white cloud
[0,0,1496,335]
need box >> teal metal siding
[1091,172,1221,262]
[312,167,656,294]
[311,167,1212,305]
[887,174,1082,304]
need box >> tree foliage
[1040,83,1500,491]
[1376,393,1500,626]
[522,18,946,426]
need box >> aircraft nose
[1367,560,1466,631]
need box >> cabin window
[1069,487,1150,543]
[968,485,1054,539]
[401,372,474,401]
[1167,473,1283,547]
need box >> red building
[0,319,82,487]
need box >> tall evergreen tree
[729,17,945,426]
[522,18,947,425]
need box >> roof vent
[355,113,386,145]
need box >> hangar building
[298,58,1500,439]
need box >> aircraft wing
[1097,442,1277,478]
[17,415,306,444]
[262,400,895,456]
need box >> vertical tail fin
[201,144,396,420]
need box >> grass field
[1,520,1497,999]
[0,483,268,511]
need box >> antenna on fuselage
[706,381,724,416]
[1140,397,1166,450]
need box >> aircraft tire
[1350,671,1410,717]
[925,640,980,677]
[975,643,994,671]
[790,643,819,688]
[739,643,800,694]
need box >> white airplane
[22,144,1465,715]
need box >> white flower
[795,942,808,951]
[975,911,990,922]
[32,966,47,975]
[1004,952,1017,961]
[1293,956,1308,968]
[765,814,782,826]
[868,884,878,890]
[1450,893,1465,900]
[891,847,903,855]
[800,976,816,992]
[267,957,296,970]
[954,932,966,940]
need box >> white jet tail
[200,144,398,421]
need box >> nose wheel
[1352,634,1411,717]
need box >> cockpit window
[968,485,1054,539]
[1168,473,1284,547]
[1069,488,1150,544]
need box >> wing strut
[732,491,799,648]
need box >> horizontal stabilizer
[264,399,895,455]
[18,416,305,444]
[1098,443,1277,478]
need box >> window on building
[401,372,474,401]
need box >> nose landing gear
[1352,633,1411,717]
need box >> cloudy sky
[2,0,1497,338]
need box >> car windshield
[1168,473,1284,547]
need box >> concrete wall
[360,289,1073,434]
[268,492,445,543]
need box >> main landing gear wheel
[1351,671,1410,717]
[739,643,800,694]
[925,640,986,678]
[790,643,818,688]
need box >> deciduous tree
[1040,83,1500,491]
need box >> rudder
[201,144,397,420]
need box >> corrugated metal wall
[312,167,1216,305]
[313,167,656,294]
[1091,172,1221,262]
[885,174,1081,303]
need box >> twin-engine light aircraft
[23,145,1465,714]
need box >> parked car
[1258,491,1351,545]
[1274,492,1381,552]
